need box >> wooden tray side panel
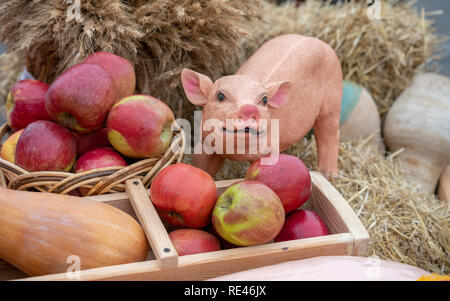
[309,172,369,256]
[23,233,354,281]
[125,179,178,268]
[86,193,138,220]
[309,174,350,234]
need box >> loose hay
[209,135,449,274]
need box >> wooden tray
[0,172,369,281]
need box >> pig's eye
[261,96,268,106]
[217,92,226,102]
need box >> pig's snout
[238,104,260,121]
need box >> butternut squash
[0,187,148,277]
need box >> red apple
[169,229,221,256]
[15,120,77,172]
[73,128,111,155]
[150,163,217,228]
[274,209,331,242]
[45,63,118,133]
[212,180,285,246]
[0,129,24,164]
[84,52,136,100]
[75,147,128,173]
[245,154,311,214]
[6,79,52,131]
[107,95,175,158]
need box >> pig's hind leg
[312,96,341,176]
[307,39,342,176]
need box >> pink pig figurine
[181,34,343,177]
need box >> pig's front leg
[192,153,225,177]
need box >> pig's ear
[181,69,213,106]
[264,81,291,109]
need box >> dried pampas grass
[209,135,449,274]
[241,0,443,118]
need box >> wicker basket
[0,122,185,195]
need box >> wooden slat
[309,172,369,256]
[125,179,178,269]
[438,165,450,202]
[84,192,129,203]
[0,170,6,188]
[21,233,354,281]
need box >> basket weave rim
[0,121,186,195]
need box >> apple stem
[219,194,233,210]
